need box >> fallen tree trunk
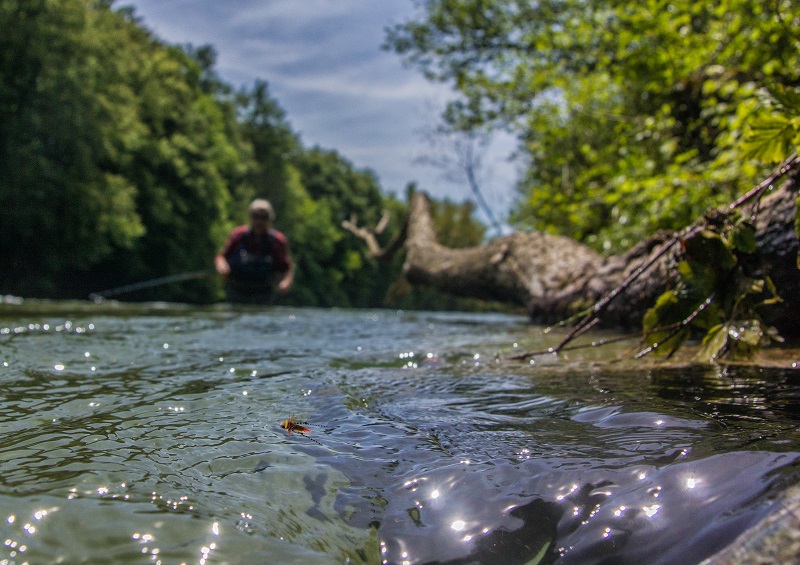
[394,159,800,334]
[343,157,799,333]
[403,191,608,314]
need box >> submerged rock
[704,483,800,564]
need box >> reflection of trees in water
[650,365,800,423]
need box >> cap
[249,199,275,221]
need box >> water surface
[1,303,799,564]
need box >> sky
[121,0,520,224]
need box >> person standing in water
[215,199,294,303]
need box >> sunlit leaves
[697,321,780,363]
[0,0,252,299]
[388,0,800,254]
[643,213,782,361]
[642,290,700,356]
[741,84,800,163]
[742,115,799,163]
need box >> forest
[1,0,799,325]
[0,0,491,308]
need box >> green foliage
[236,80,301,218]
[387,0,800,253]
[123,42,251,301]
[429,198,485,248]
[742,84,800,163]
[0,0,145,293]
[276,164,347,306]
[287,148,397,307]
[0,0,415,308]
[387,0,800,353]
[0,0,251,300]
[642,214,782,361]
[743,115,799,163]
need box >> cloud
[123,0,519,211]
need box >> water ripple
[1,306,799,563]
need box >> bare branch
[461,136,504,236]
[375,210,390,234]
[342,210,407,260]
[415,125,506,236]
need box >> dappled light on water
[0,305,799,563]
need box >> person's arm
[214,253,230,276]
[272,231,294,294]
[277,262,294,294]
[216,227,243,276]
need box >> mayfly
[280,414,311,436]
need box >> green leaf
[725,320,767,360]
[736,321,764,348]
[729,221,757,254]
[742,115,796,163]
[683,230,737,271]
[642,290,691,353]
[696,324,727,363]
[766,84,800,113]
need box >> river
[1,302,798,564]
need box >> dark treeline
[0,0,487,308]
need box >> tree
[0,0,254,301]
[236,80,302,221]
[117,37,252,302]
[381,192,503,311]
[361,156,799,352]
[386,0,800,252]
[0,0,145,295]
[289,148,397,307]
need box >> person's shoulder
[270,229,289,244]
[230,225,250,238]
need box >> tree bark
[400,167,800,334]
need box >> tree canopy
[386,0,800,251]
[0,0,250,299]
[0,0,488,308]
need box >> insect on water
[280,414,311,436]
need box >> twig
[507,330,642,360]
[634,294,715,359]
[549,153,800,356]
[553,316,601,352]
[553,226,698,352]
[342,210,406,260]
[729,152,799,210]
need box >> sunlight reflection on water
[0,304,799,564]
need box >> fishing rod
[89,270,215,302]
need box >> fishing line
[89,270,215,302]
